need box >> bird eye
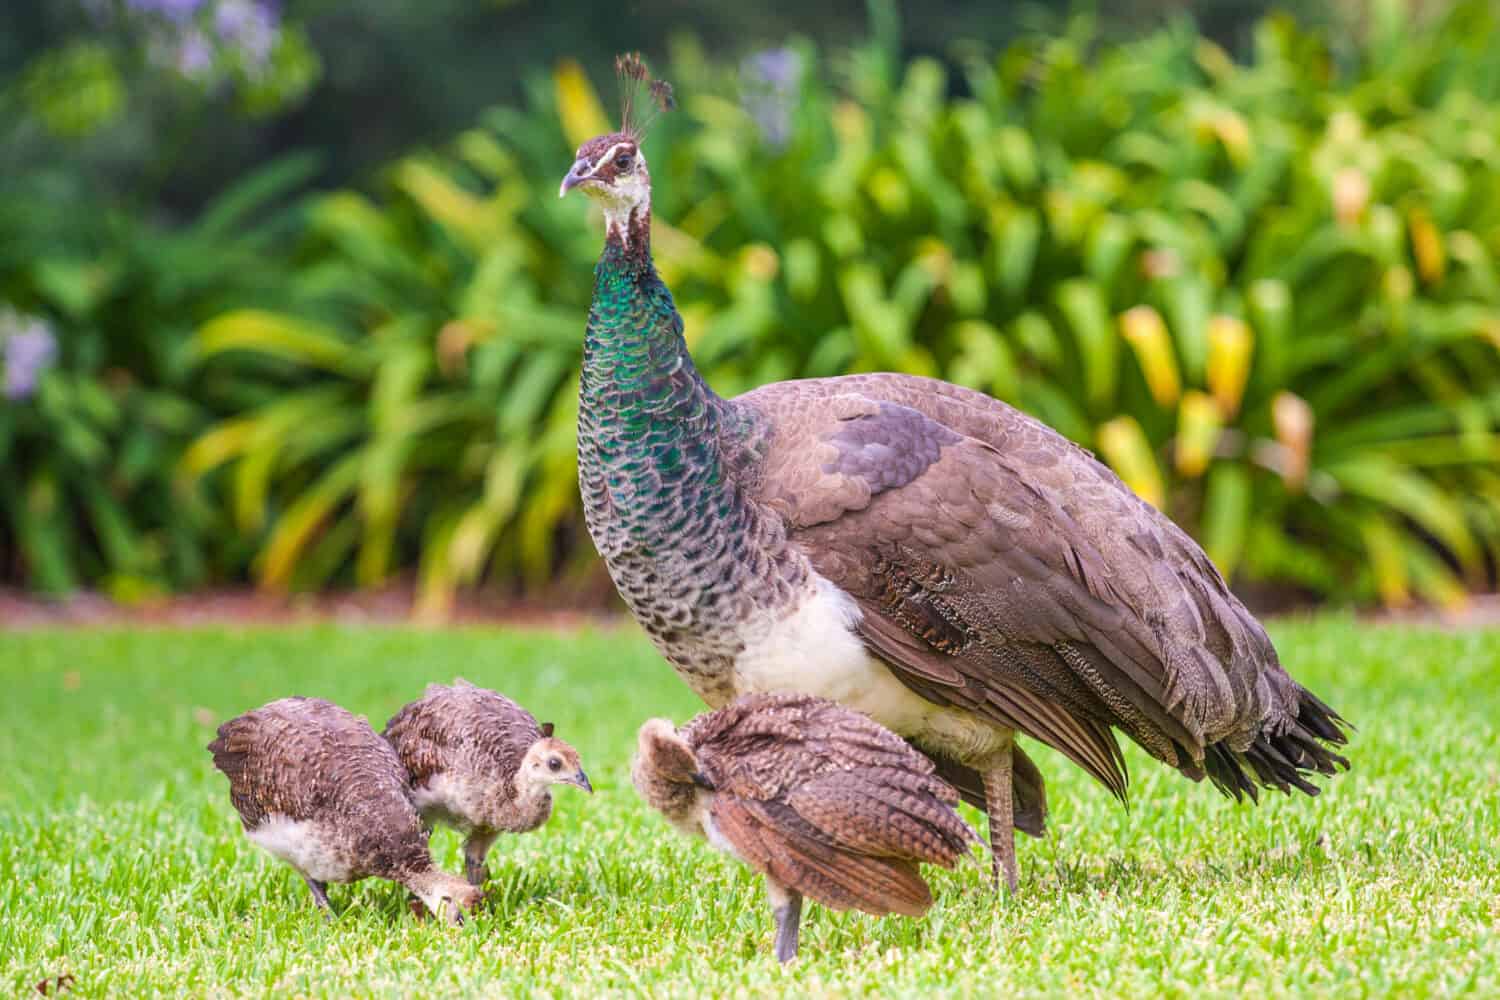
[548,757,562,771]
[614,153,633,170]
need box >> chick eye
[614,153,633,170]
[548,757,562,771]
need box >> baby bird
[383,680,592,887]
[632,692,979,963]
[207,696,482,922]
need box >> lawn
[1,618,1497,997]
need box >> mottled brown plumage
[567,62,1349,900]
[382,680,591,886]
[632,693,978,962]
[207,697,482,921]
[738,375,1350,887]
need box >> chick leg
[302,875,334,919]
[767,878,803,964]
[463,831,499,888]
[982,739,1019,894]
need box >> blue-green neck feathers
[578,227,732,551]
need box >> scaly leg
[463,831,499,888]
[303,875,334,919]
[765,877,803,964]
[982,739,1019,894]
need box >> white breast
[731,573,1008,762]
[412,773,483,834]
[247,816,354,883]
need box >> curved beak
[568,769,594,794]
[559,158,590,198]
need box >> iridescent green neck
[581,236,705,411]
[579,223,729,517]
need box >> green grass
[1,618,1497,997]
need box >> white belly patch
[412,773,482,833]
[247,816,353,883]
[731,573,1009,760]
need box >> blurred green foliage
[0,155,317,596]
[5,2,1500,616]
[178,1,1500,616]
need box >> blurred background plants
[4,0,1499,616]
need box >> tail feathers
[1205,686,1351,803]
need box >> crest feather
[615,52,674,139]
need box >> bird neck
[602,201,652,270]
[579,220,732,507]
[507,774,555,829]
[578,209,782,701]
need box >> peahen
[563,55,1350,892]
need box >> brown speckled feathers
[382,679,543,796]
[207,697,430,874]
[736,374,1348,802]
[681,693,979,916]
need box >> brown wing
[688,694,978,916]
[208,697,414,831]
[710,796,935,917]
[735,374,1348,800]
[382,680,542,790]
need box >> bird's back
[208,697,423,856]
[733,372,1347,797]
[685,693,978,916]
[383,681,541,791]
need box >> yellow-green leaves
[195,311,360,375]
[1175,391,1222,478]
[1097,416,1164,509]
[1056,280,1117,413]
[553,58,610,149]
[1206,315,1253,418]
[1120,305,1181,408]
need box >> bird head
[559,53,674,247]
[409,870,484,925]
[631,717,711,828]
[559,132,649,214]
[520,735,592,794]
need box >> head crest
[615,52,675,139]
[540,722,555,738]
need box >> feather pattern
[383,679,547,829]
[570,73,1348,897]
[635,693,979,919]
[738,374,1349,796]
[206,697,481,918]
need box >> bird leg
[982,739,1020,894]
[463,832,499,888]
[766,878,803,964]
[302,875,333,919]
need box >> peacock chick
[382,679,591,887]
[207,696,483,922]
[632,692,979,963]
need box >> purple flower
[215,0,280,69]
[129,0,207,22]
[741,48,801,149]
[2,314,59,402]
[175,29,214,78]
[749,48,799,90]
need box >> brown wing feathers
[688,694,978,917]
[382,681,543,792]
[737,374,1349,802]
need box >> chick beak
[569,770,594,794]
[559,159,590,198]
